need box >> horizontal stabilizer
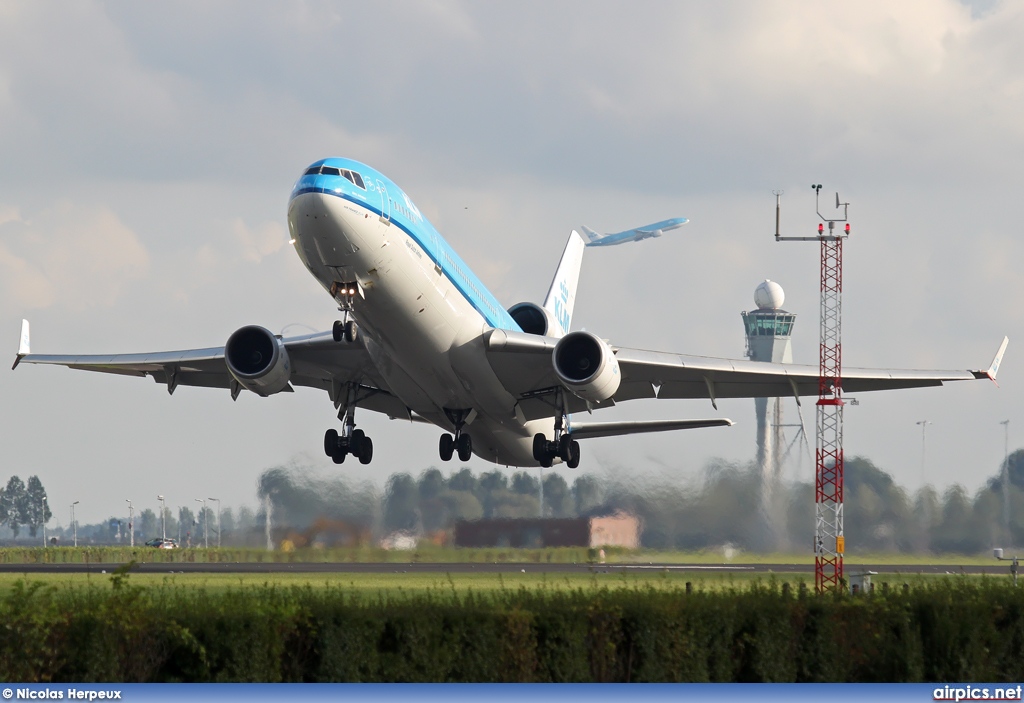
[568,417,733,439]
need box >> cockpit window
[303,164,366,190]
[339,169,366,190]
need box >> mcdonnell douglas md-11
[13,158,1009,469]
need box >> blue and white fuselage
[17,159,996,472]
[581,218,689,247]
[287,157,539,464]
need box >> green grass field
[0,565,1006,599]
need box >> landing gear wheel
[540,455,553,468]
[332,320,344,343]
[558,434,573,462]
[533,433,548,462]
[456,433,472,462]
[566,440,581,469]
[439,434,455,462]
[350,428,365,456]
[324,428,339,457]
[358,437,373,465]
[331,446,347,464]
[344,320,358,343]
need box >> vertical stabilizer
[543,230,586,337]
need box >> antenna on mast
[773,190,784,240]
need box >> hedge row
[1,574,1022,682]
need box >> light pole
[158,495,166,541]
[916,420,932,486]
[1002,420,1011,546]
[126,499,134,548]
[41,493,47,547]
[209,498,221,548]
[70,501,79,547]
[195,498,208,548]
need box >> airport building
[454,512,640,549]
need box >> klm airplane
[12,158,1009,469]
[581,218,688,247]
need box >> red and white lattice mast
[775,186,850,592]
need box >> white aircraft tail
[542,230,586,337]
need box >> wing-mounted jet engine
[224,325,292,396]
[552,330,620,402]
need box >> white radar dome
[754,280,785,310]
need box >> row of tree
[252,450,1024,554]
[0,475,51,538]
[12,448,1024,553]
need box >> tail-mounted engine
[552,331,620,402]
[224,325,292,396]
[507,302,560,337]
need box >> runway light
[845,224,850,234]
[818,223,824,234]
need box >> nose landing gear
[332,319,358,343]
[330,281,359,343]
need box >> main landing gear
[532,388,580,469]
[324,383,373,465]
[330,281,359,343]
[324,426,373,465]
[439,409,473,462]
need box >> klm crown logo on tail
[543,231,586,337]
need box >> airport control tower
[741,280,796,547]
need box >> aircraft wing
[12,322,415,420]
[484,328,1008,420]
[567,418,734,439]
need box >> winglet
[986,336,1009,383]
[12,319,30,370]
[973,336,1009,384]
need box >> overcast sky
[1,1,1020,524]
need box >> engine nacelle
[508,302,560,336]
[552,331,620,402]
[224,325,292,396]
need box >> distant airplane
[580,217,689,247]
[12,158,1008,469]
